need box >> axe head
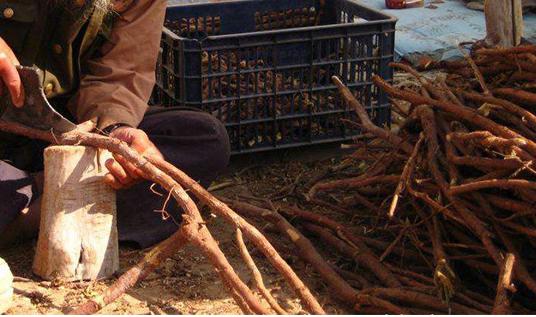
[0,66,77,133]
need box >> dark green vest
[0,0,115,100]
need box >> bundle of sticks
[229,44,536,313]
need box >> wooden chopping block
[33,146,119,281]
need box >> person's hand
[104,127,163,190]
[0,37,24,107]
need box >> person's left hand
[104,127,163,190]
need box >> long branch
[226,200,361,308]
[449,179,536,195]
[235,228,288,314]
[147,156,325,314]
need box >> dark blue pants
[0,107,230,248]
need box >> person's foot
[0,257,13,314]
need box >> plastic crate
[151,0,397,154]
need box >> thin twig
[235,228,288,314]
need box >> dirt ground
[2,145,355,315]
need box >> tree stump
[485,0,524,47]
[33,146,119,281]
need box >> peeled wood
[484,0,524,47]
[33,146,119,281]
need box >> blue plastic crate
[152,0,397,154]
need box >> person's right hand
[0,37,23,107]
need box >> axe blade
[0,66,77,133]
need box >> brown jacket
[68,0,166,129]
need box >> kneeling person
[0,0,230,248]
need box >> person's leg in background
[0,135,46,248]
[116,107,231,248]
[0,161,38,248]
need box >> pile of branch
[229,44,536,313]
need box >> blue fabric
[356,0,536,61]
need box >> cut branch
[332,75,414,155]
[492,253,516,315]
[449,179,536,195]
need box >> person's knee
[143,109,231,174]
[199,112,231,172]
[0,162,40,246]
